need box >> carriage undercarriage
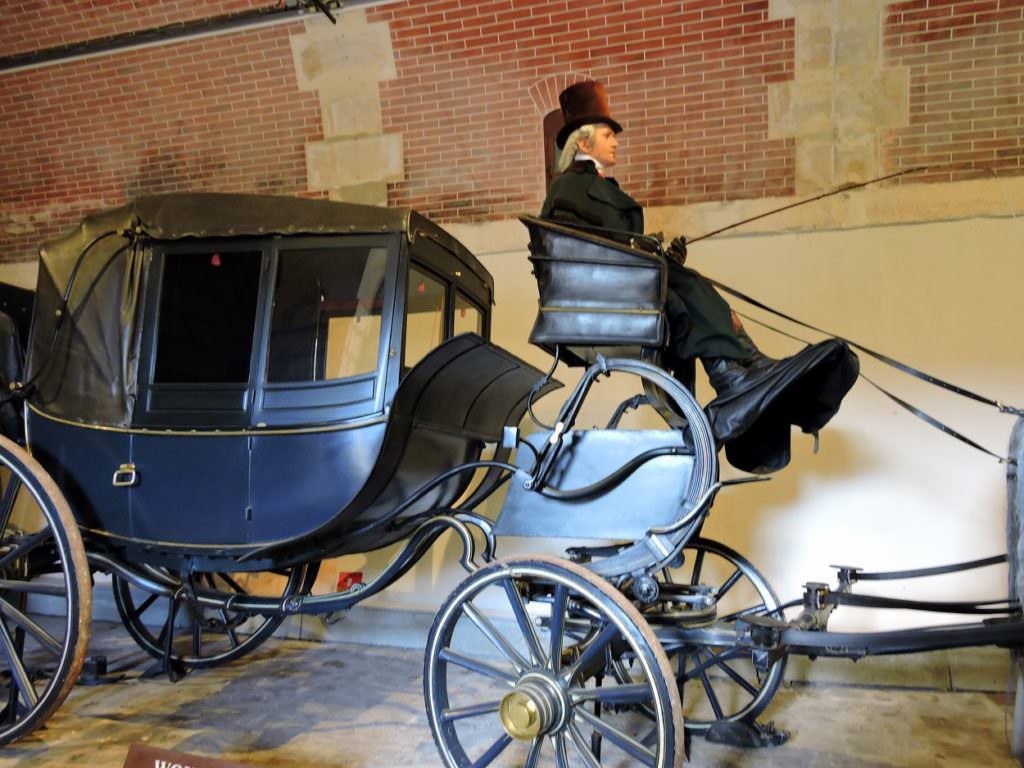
[0,196,1020,767]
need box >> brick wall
[883,0,1024,183]
[367,0,796,220]
[0,0,269,58]
[0,21,321,262]
[1,0,1022,262]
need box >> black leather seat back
[522,216,667,367]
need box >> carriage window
[154,250,262,384]
[267,245,388,384]
[405,266,445,369]
[454,292,483,336]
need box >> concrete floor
[0,621,1019,768]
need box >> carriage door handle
[112,463,139,488]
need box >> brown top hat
[555,80,623,148]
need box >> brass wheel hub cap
[499,674,566,740]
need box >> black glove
[666,235,687,265]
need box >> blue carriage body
[24,194,549,570]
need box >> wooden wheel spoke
[523,735,544,768]
[0,598,63,657]
[470,732,512,768]
[697,651,725,719]
[639,723,661,747]
[553,732,569,768]
[2,690,18,725]
[563,622,618,684]
[0,621,37,709]
[461,601,530,673]
[571,682,652,706]
[568,721,602,768]
[689,548,706,586]
[715,655,760,697]
[0,579,67,597]
[220,608,241,648]
[441,699,501,723]
[680,646,743,682]
[438,647,518,685]
[0,476,21,535]
[716,568,743,600]
[129,592,160,623]
[548,584,568,673]
[575,707,657,766]
[216,573,246,594]
[0,530,51,572]
[502,577,546,667]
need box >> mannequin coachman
[541,81,859,473]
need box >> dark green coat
[541,161,644,235]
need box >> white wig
[556,124,597,173]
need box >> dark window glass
[267,245,388,384]
[154,250,261,384]
[454,292,483,336]
[404,266,446,369]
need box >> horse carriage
[0,192,1021,767]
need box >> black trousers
[665,262,753,363]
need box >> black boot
[704,356,774,398]
[704,339,779,398]
[703,339,860,473]
[702,321,780,398]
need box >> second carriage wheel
[425,555,683,768]
[1007,416,1024,761]
[0,435,91,745]
[645,538,787,735]
[111,563,317,669]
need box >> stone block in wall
[795,25,833,78]
[306,134,403,191]
[875,68,910,129]
[290,13,396,93]
[328,182,388,208]
[769,81,833,139]
[834,79,886,141]
[319,80,383,139]
[795,138,834,195]
[834,135,877,184]
[835,1,880,73]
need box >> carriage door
[129,245,264,544]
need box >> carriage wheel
[424,555,683,768]
[111,563,316,669]
[646,538,786,735]
[0,434,91,745]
